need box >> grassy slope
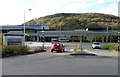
[26,13,119,30]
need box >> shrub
[35,46,46,53]
[2,45,30,57]
[2,45,17,57]
[0,34,3,46]
[16,46,30,55]
[0,34,3,57]
[0,45,2,58]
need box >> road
[83,44,118,57]
[2,43,118,75]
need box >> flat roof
[0,25,49,30]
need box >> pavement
[70,48,118,58]
[84,49,118,58]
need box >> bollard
[74,47,77,53]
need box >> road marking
[53,53,70,56]
[84,50,88,52]
[70,49,73,51]
[83,49,98,55]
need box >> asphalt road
[2,43,118,75]
[83,44,118,57]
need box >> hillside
[25,13,119,30]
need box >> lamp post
[24,9,31,45]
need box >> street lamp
[24,9,31,45]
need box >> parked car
[92,42,101,49]
[58,38,69,42]
[51,38,59,44]
[50,42,65,52]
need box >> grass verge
[102,44,119,51]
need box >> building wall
[25,30,118,42]
[1,25,118,43]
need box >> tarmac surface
[2,42,118,75]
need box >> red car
[50,43,65,52]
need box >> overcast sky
[0,0,119,25]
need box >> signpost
[41,27,45,47]
[3,34,24,46]
[80,30,83,51]
[7,38,22,45]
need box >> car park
[50,42,65,52]
[92,42,101,49]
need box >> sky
[0,0,119,25]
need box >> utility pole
[106,26,109,43]
[80,30,83,51]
